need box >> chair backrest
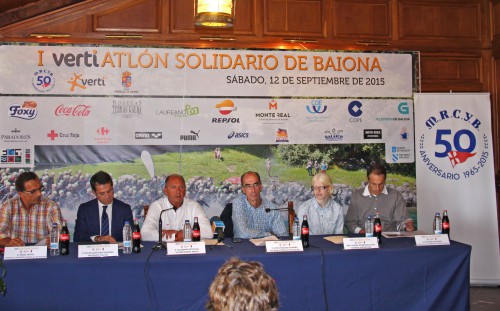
[220,203,234,238]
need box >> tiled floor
[470,286,500,311]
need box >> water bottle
[183,220,192,242]
[365,215,374,237]
[292,217,300,240]
[433,212,442,234]
[122,221,132,254]
[50,222,60,256]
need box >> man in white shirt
[141,174,212,242]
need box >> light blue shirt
[296,197,344,235]
[232,195,288,239]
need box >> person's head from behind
[366,162,387,196]
[90,171,114,205]
[207,257,279,311]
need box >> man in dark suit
[74,171,133,243]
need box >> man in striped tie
[74,171,133,243]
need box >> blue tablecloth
[1,236,470,311]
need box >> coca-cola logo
[132,232,141,239]
[55,104,91,116]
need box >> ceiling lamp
[194,0,235,28]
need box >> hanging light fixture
[194,0,235,28]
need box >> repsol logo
[212,118,240,123]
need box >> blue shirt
[296,197,344,235]
[232,195,288,239]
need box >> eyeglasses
[311,185,329,192]
[23,186,44,195]
[242,182,262,189]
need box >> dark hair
[90,171,113,191]
[240,171,261,184]
[367,162,387,180]
[164,174,186,186]
[15,171,39,192]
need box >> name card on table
[78,244,119,258]
[415,234,450,246]
[265,240,304,253]
[343,237,379,250]
[167,241,206,255]
[4,246,47,260]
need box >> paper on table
[323,236,347,244]
[250,235,279,246]
[382,230,426,238]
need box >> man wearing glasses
[296,172,344,235]
[141,174,212,242]
[232,171,288,239]
[0,171,63,247]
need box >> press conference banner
[415,93,500,285]
[0,44,416,167]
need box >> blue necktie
[101,206,109,236]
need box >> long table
[1,236,471,310]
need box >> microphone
[210,216,225,242]
[153,207,173,250]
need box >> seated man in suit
[74,171,133,243]
[232,171,288,239]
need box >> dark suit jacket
[73,198,133,242]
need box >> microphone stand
[152,207,173,250]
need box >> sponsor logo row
[8,99,410,123]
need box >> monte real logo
[32,69,55,93]
[256,100,291,124]
[135,132,162,139]
[9,101,38,120]
[419,108,489,181]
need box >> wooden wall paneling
[398,0,482,49]
[333,0,391,39]
[93,0,162,33]
[264,0,326,37]
[494,58,500,172]
[419,52,484,92]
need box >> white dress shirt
[140,197,212,241]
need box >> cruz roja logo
[419,108,489,180]
[348,100,362,122]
